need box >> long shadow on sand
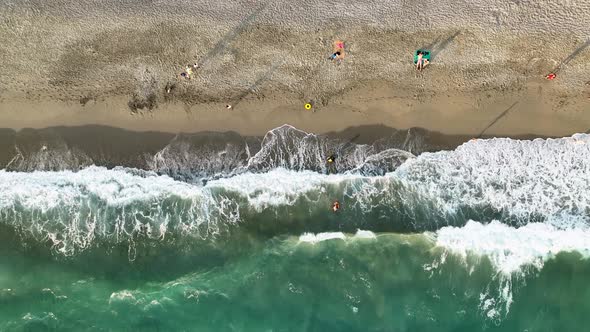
[197,3,267,68]
[422,31,461,61]
[477,101,519,138]
[230,60,284,109]
[552,39,590,73]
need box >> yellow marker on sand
[304,103,312,110]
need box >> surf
[0,132,588,260]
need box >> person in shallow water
[327,154,336,163]
[332,201,340,212]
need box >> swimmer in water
[332,201,340,212]
[327,154,336,163]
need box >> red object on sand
[546,73,556,80]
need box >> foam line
[435,220,590,274]
[396,134,590,223]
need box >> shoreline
[0,122,561,176]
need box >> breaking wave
[430,219,590,321]
[1,125,450,179]
[0,132,588,261]
[397,134,590,224]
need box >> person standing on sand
[416,51,429,71]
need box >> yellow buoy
[304,103,312,110]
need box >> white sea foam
[298,230,377,243]
[435,220,590,274]
[2,133,588,220]
[109,290,137,306]
[1,134,589,257]
[4,134,587,223]
[206,168,364,209]
[0,166,199,210]
[354,229,377,239]
[247,124,375,173]
[0,166,372,217]
[396,134,590,222]
[0,167,227,254]
[432,219,590,321]
[299,232,346,243]
[0,165,383,255]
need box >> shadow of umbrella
[551,39,590,74]
[420,31,461,61]
[230,60,284,109]
[477,101,519,138]
[431,31,461,61]
[197,3,267,68]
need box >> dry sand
[1,0,589,137]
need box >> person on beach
[416,51,429,71]
[329,51,342,61]
[185,65,194,79]
[181,63,199,80]
[545,73,556,80]
[329,40,345,62]
[165,82,175,94]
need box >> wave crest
[1,133,589,259]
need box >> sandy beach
[1,0,589,137]
[4,2,590,330]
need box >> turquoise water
[1,232,589,331]
[1,134,590,331]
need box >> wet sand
[1,82,589,137]
[0,123,553,174]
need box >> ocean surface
[1,126,589,331]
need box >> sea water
[0,133,589,331]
